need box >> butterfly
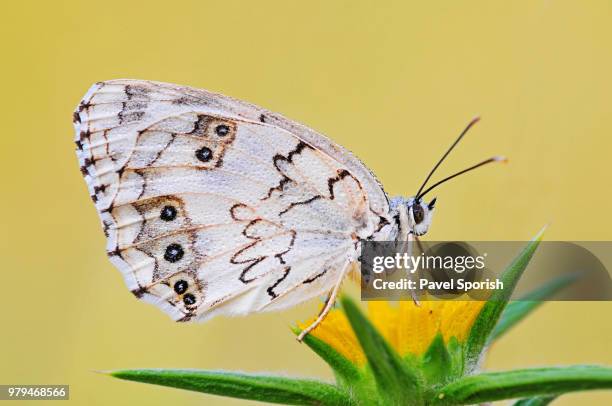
[74,80,503,340]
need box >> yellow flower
[299,299,485,365]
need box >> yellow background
[1,1,610,405]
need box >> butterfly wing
[74,80,391,321]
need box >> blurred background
[1,1,610,404]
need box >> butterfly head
[388,196,436,238]
[407,197,436,236]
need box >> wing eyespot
[183,293,196,306]
[195,146,213,162]
[215,124,230,137]
[173,279,188,294]
[160,205,177,221]
[164,243,184,262]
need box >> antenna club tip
[470,116,481,125]
[494,155,508,163]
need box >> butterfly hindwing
[74,80,390,321]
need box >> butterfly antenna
[416,156,507,199]
[415,117,481,201]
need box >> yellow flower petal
[299,308,366,365]
[299,298,485,366]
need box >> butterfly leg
[408,233,421,307]
[316,291,333,317]
[413,234,426,257]
[297,261,351,342]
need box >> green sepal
[421,332,452,385]
[445,337,465,379]
[431,365,612,405]
[109,369,353,406]
[341,296,423,405]
[292,326,363,386]
[491,272,580,342]
[464,228,544,371]
[512,395,558,405]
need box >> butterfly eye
[412,203,425,224]
[215,124,230,137]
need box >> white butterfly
[74,80,503,340]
